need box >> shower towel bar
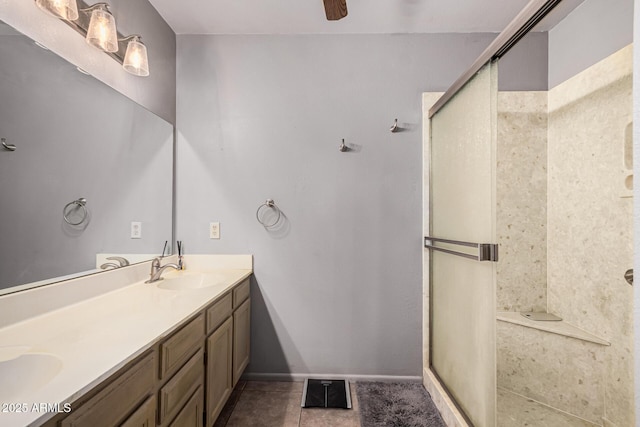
[424,236,498,262]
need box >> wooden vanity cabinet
[46,276,250,427]
[204,277,251,426]
[59,351,157,427]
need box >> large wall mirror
[0,19,173,295]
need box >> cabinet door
[169,387,203,427]
[120,395,156,427]
[159,349,204,424]
[233,299,250,386]
[206,317,233,427]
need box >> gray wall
[0,32,173,290]
[549,0,633,88]
[176,33,547,377]
[0,0,176,124]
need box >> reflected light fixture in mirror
[85,3,118,53]
[122,35,149,77]
[35,0,79,21]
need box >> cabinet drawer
[206,292,232,334]
[159,349,204,424]
[160,314,204,379]
[169,386,203,427]
[232,279,250,308]
[120,395,156,427]
[61,352,155,427]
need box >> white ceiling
[147,0,553,35]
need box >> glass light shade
[35,0,79,21]
[86,6,118,53]
[123,37,149,77]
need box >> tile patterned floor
[214,381,361,427]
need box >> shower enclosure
[423,0,634,426]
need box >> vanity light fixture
[122,35,149,77]
[84,3,118,53]
[35,0,79,21]
[33,0,150,77]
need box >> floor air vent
[301,379,352,409]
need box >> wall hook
[1,138,16,151]
[390,119,399,133]
[339,138,350,152]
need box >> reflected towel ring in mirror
[63,198,88,226]
[256,199,282,228]
[2,138,16,151]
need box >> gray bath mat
[356,382,446,427]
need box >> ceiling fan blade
[323,0,348,21]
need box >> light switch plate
[210,222,220,239]
[131,221,142,239]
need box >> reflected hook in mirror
[2,138,16,151]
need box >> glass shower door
[428,61,498,427]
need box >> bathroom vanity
[0,255,252,427]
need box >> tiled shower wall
[496,91,548,312]
[547,45,634,427]
[497,45,634,426]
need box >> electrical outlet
[209,222,220,239]
[131,221,142,239]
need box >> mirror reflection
[0,20,173,295]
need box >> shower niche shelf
[497,312,610,346]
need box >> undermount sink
[156,272,227,290]
[0,347,62,400]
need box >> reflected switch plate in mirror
[131,222,142,239]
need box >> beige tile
[496,91,548,313]
[225,390,302,427]
[349,384,359,411]
[497,388,599,427]
[547,45,633,427]
[244,380,304,393]
[497,322,605,424]
[299,408,359,427]
[213,381,247,427]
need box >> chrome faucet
[146,257,180,283]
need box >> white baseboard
[242,372,423,383]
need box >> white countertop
[0,256,252,427]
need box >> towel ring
[63,198,88,226]
[256,199,281,228]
